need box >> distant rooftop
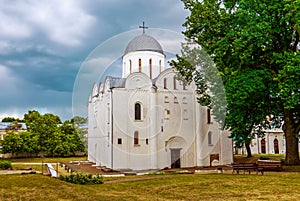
[0,122,26,130]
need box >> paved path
[0,170,39,175]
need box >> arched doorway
[274,138,279,154]
[170,148,181,168]
[166,136,186,168]
[261,139,266,154]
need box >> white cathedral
[88,28,233,171]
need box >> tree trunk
[284,109,300,165]
[245,143,252,158]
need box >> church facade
[88,31,233,170]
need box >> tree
[71,116,87,125]
[23,110,85,156]
[60,120,85,155]
[24,110,61,154]
[1,131,23,158]
[1,111,85,157]
[225,69,277,157]
[2,117,24,123]
[177,0,300,164]
[19,132,40,157]
[2,117,16,122]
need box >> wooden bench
[232,163,258,174]
[257,160,282,175]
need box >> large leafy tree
[177,0,300,164]
[1,131,23,158]
[225,69,277,157]
[23,110,85,156]
[24,110,61,154]
[1,117,24,122]
[19,132,40,157]
[1,111,86,157]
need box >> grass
[12,163,73,176]
[9,156,87,163]
[1,172,300,200]
[7,156,87,175]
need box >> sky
[0,0,189,121]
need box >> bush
[0,160,12,169]
[147,171,165,175]
[58,173,103,185]
[259,156,270,160]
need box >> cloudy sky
[0,0,189,120]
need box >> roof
[124,33,164,55]
[108,77,126,88]
[0,122,26,130]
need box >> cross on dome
[139,21,148,34]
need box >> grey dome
[124,34,164,55]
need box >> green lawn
[9,156,87,163]
[1,172,300,201]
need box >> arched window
[134,131,139,145]
[149,59,152,79]
[135,103,141,120]
[159,60,162,73]
[164,109,170,119]
[207,108,211,124]
[208,131,212,145]
[173,76,177,89]
[261,139,266,154]
[138,58,142,72]
[163,78,167,89]
[129,59,132,73]
[183,109,188,120]
[164,96,169,103]
[274,138,279,154]
[174,97,178,104]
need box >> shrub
[58,173,103,185]
[0,160,12,169]
[170,170,191,174]
[147,171,165,175]
[259,156,270,160]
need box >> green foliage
[19,132,40,156]
[178,0,300,163]
[1,131,23,157]
[226,69,278,146]
[0,160,12,169]
[146,171,165,175]
[58,173,103,185]
[259,156,270,160]
[1,117,24,122]
[1,110,85,157]
[71,116,88,124]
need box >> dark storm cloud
[0,0,189,120]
